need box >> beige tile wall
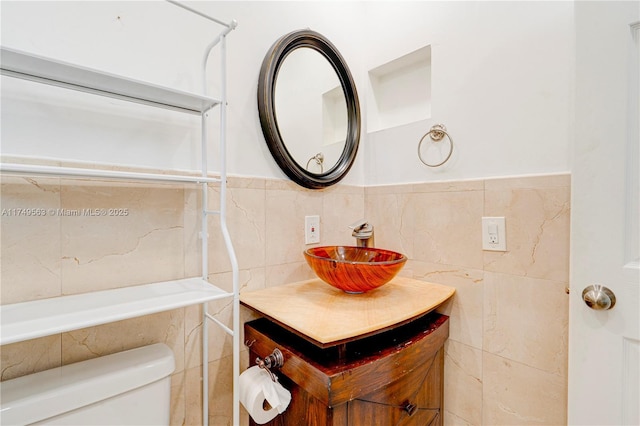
[0,171,569,425]
[365,173,570,425]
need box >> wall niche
[367,46,431,132]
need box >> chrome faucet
[349,219,375,248]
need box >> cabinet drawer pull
[403,402,417,416]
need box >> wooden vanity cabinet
[244,313,449,426]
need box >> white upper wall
[196,1,368,185]
[362,1,574,185]
[1,1,573,186]
[1,1,215,172]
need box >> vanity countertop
[240,276,455,348]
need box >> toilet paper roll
[239,366,291,424]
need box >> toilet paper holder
[255,348,284,382]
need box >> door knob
[582,285,616,310]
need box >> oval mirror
[258,30,361,189]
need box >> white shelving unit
[0,3,239,426]
[0,163,221,184]
[0,278,231,345]
[0,45,221,115]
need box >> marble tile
[208,354,234,426]
[207,184,266,273]
[483,352,567,425]
[411,261,484,349]
[0,335,61,381]
[170,371,186,426]
[365,192,414,258]
[265,187,323,266]
[484,180,570,282]
[61,309,185,373]
[185,364,204,426]
[60,181,185,294]
[185,268,265,369]
[364,183,413,195]
[444,340,483,425]
[364,173,571,425]
[443,411,476,426]
[203,297,233,362]
[1,177,61,304]
[235,268,269,348]
[186,341,248,426]
[411,178,484,193]
[0,155,61,167]
[411,189,484,269]
[485,173,570,191]
[0,171,572,425]
[322,189,365,247]
[185,299,233,367]
[183,248,266,372]
[322,183,363,195]
[184,303,205,371]
[483,272,569,376]
[265,261,316,288]
[265,178,312,191]
[183,186,201,278]
[227,176,266,190]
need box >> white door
[569,2,640,425]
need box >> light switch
[482,217,506,251]
[305,215,320,245]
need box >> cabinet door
[347,347,444,426]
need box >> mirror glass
[257,29,360,189]
[274,47,347,174]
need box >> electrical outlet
[305,215,320,244]
[482,217,506,251]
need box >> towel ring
[306,152,324,173]
[418,124,454,168]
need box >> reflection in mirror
[275,47,348,174]
[257,29,360,189]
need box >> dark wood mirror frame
[257,29,361,189]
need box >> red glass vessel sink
[303,246,407,293]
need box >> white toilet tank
[0,343,175,425]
